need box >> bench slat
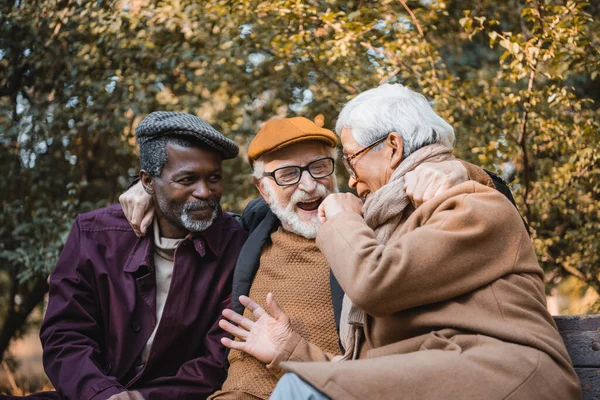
[553,315,600,399]
[553,314,600,368]
[555,314,600,333]
[575,368,600,400]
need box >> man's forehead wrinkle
[169,169,195,177]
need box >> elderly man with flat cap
[39,112,247,400]
[121,116,514,399]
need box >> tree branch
[308,57,357,95]
[396,0,438,82]
[561,263,600,296]
[0,276,49,361]
[550,157,598,202]
[517,68,535,229]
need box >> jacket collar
[230,209,280,315]
[189,208,225,257]
[123,208,225,273]
[124,234,154,273]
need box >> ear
[387,132,404,169]
[254,177,272,206]
[139,170,155,195]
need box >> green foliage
[0,0,598,350]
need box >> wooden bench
[554,314,600,400]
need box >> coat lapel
[231,210,279,316]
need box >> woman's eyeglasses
[342,136,387,179]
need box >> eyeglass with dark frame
[342,135,388,179]
[263,157,335,187]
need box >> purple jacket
[40,204,247,400]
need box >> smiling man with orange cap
[210,117,343,399]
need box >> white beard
[156,197,218,233]
[180,204,218,232]
[262,176,339,239]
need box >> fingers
[317,193,361,222]
[266,293,286,320]
[119,193,131,222]
[218,318,249,340]
[407,161,469,206]
[405,166,446,207]
[403,171,417,200]
[345,193,364,214]
[239,295,267,319]
[139,206,155,236]
[433,180,454,199]
[404,170,424,207]
[130,204,146,236]
[317,200,328,224]
[421,174,442,203]
[221,336,247,351]
[120,181,154,237]
[222,308,255,331]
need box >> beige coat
[280,182,582,400]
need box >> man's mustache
[183,199,219,212]
[290,183,330,204]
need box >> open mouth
[296,198,322,212]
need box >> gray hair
[335,84,455,157]
[140,136,204,177]
[251,146,339,180]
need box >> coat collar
[187,208,225,257]
[123,208,225,273]
[230,209,280,315]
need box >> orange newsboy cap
[248,117,338,165]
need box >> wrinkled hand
[317,193,363,224]
[404,160,468,207]
[219,294,293,365]
[119,181,155,236]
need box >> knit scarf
[337,144,454,360]
[363,144,454,243]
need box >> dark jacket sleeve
[484,169,529,231]
[238,197,270,233]
[40,218,128,400]
[484,169,517,206]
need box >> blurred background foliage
[0,0,599,390]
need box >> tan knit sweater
[212,226,340,400]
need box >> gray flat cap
[136,111,239,159]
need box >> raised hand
[317,193,363,224]
[219,293,293,364]
[404,160,468,207]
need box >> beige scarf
[337,144,454,360]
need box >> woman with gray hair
[220,84,581,399]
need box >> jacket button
[132,321,141,332]
[103,364,112,374]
